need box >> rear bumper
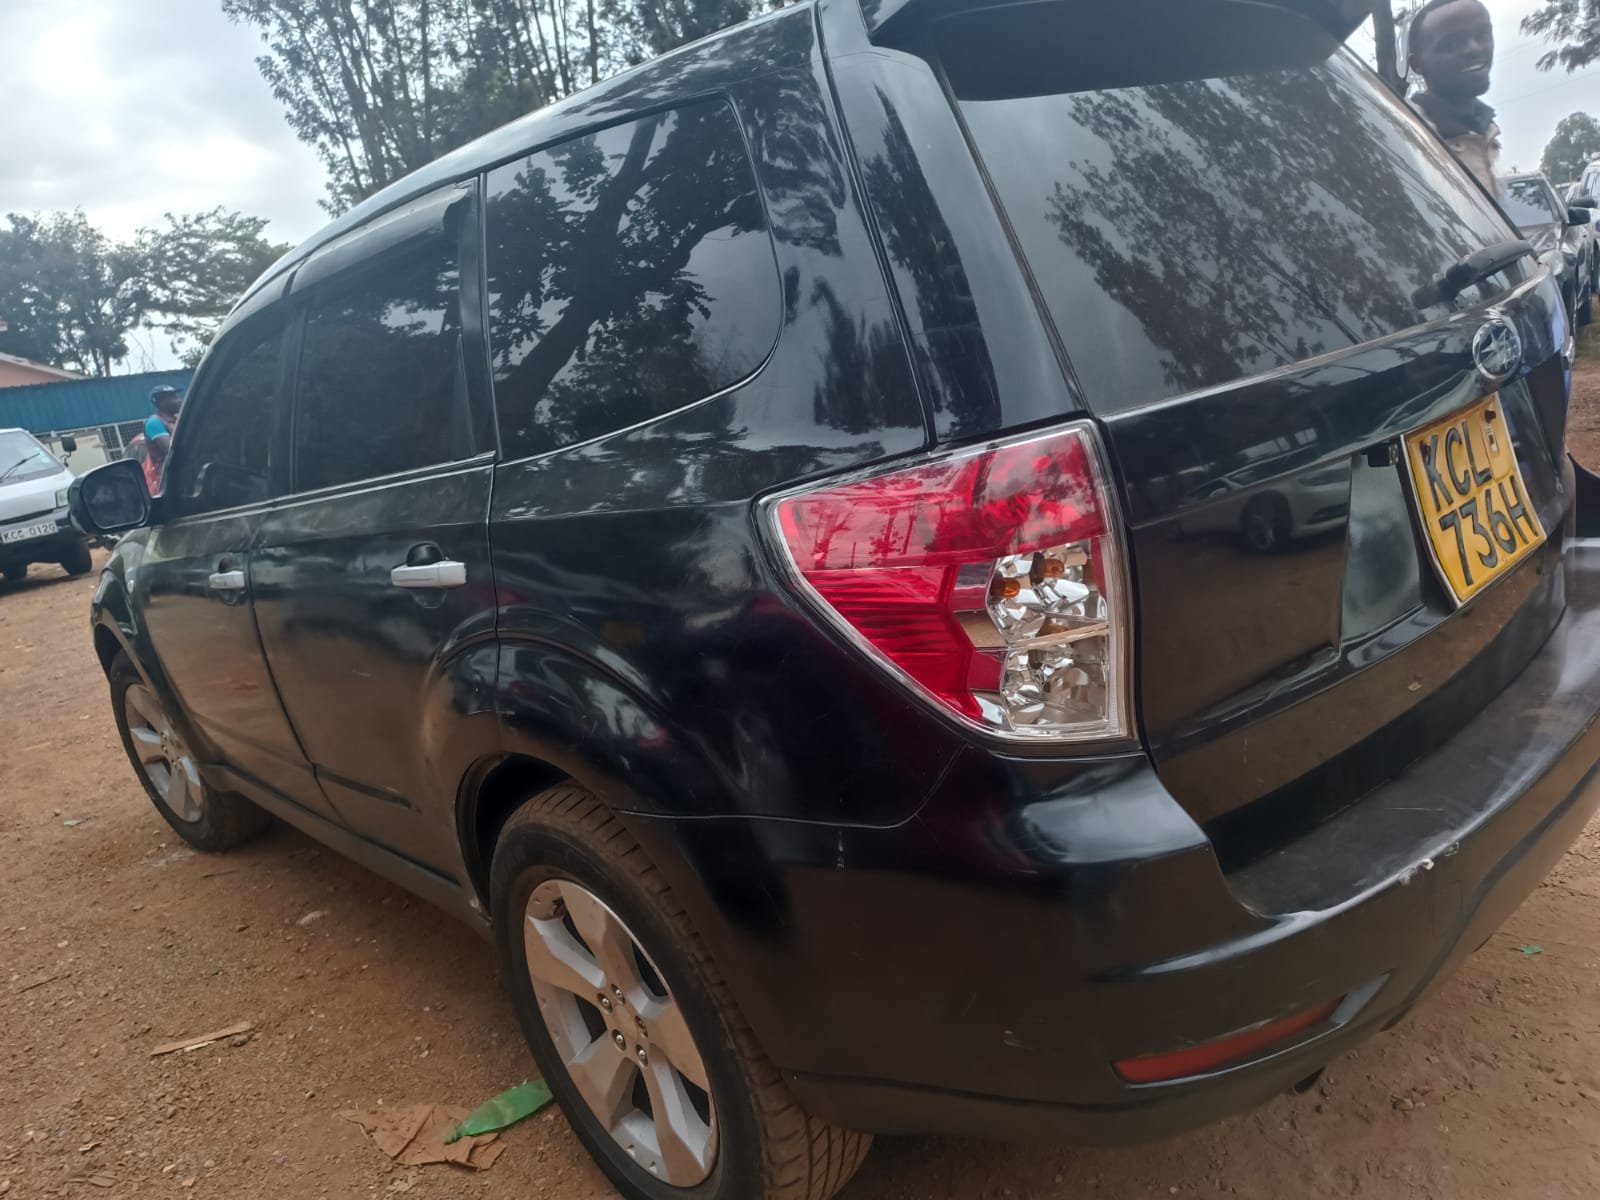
[688,540,1600,1140]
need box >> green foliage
[140,208,288,362]
[1542,112,1600,184]
[0,211,148,377]
[1522,0,1600,73]
[223,0,764,215]
[0,208,287,377]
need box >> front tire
[109,653,269,851]
[490,785,870,1200]
[59,541,93,577]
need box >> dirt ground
[7,360,1600,1200]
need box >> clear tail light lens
[770,421,1130,742]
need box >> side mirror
[60,434,78,455]
[1574,195,1598,208]
[1569,207,1592,226]
[69,459,150,536]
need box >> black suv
[72,2,1600,1197]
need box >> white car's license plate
[0,521,57,545]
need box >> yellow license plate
[1402,394,1546,606]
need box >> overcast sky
[0,0,326,246]
[0,0,1597,264]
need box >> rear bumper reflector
[1114,996,1343,1084]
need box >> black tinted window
[485,99,779,458]
[169,320,283,515]
[948,51,1517,411]
[292,235,469,491]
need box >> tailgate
[1107,284,1571,855]
[927,4,1576,852]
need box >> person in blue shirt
[141,385,183,493]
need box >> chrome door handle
[390,560,467,589]
[207,570,246,592]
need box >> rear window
[946,49,1516,412]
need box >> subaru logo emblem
[1472,318,1522,385]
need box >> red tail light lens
[771,422,1129,741]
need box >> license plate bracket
[1401,394,1547,607]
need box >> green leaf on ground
[1518,944,1544,955]
[443,1081,553,1144]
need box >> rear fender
[481,638,797,1058]
[489,639,736,823]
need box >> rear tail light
[770,421,1130,742]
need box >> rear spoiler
[860,0,1375,42]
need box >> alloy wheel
[523,879,718,1186]
[123,683,204,823]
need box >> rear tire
[1580,285,1593,328]
[1,563,25,585]
[109,653,269,852]
[59,541,93,577]
[490,785,870,1200]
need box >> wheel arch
[457,651,799,1072]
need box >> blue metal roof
[0,369,193,435]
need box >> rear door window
[291,234,472,492]
[484,98,780,459]
[943,43,1518,412]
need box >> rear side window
[168,319,284,515]
[292,235,470,492]
[485,98,780,459]
[944,46,1517,412]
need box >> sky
[0,0,326,246]
[0,0,1598,368]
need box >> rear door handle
[390,561,467,590]
[208,570,246,592]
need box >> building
[0,352,82,390]
[0,369,193,471]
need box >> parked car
[71,2,1600,1198]
[1561,180,1599,296]
[0,428,90,584]
[1500,171,1594,325]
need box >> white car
[0,428,92,584]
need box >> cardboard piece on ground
[150,1021,255,1057]
[341,1105,506,1170]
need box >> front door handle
[208,569,246,592]
[390,560,467,590]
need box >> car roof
[234,1,815,315]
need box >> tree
[0,212,148,377]
[1542,112,1600,184]
[1371,2,1422,96]
[223,0,761,215]
[139,208,288,362]
[1373,1,1403,94]
[1522,0,1600,73]
[0,208,287,376]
